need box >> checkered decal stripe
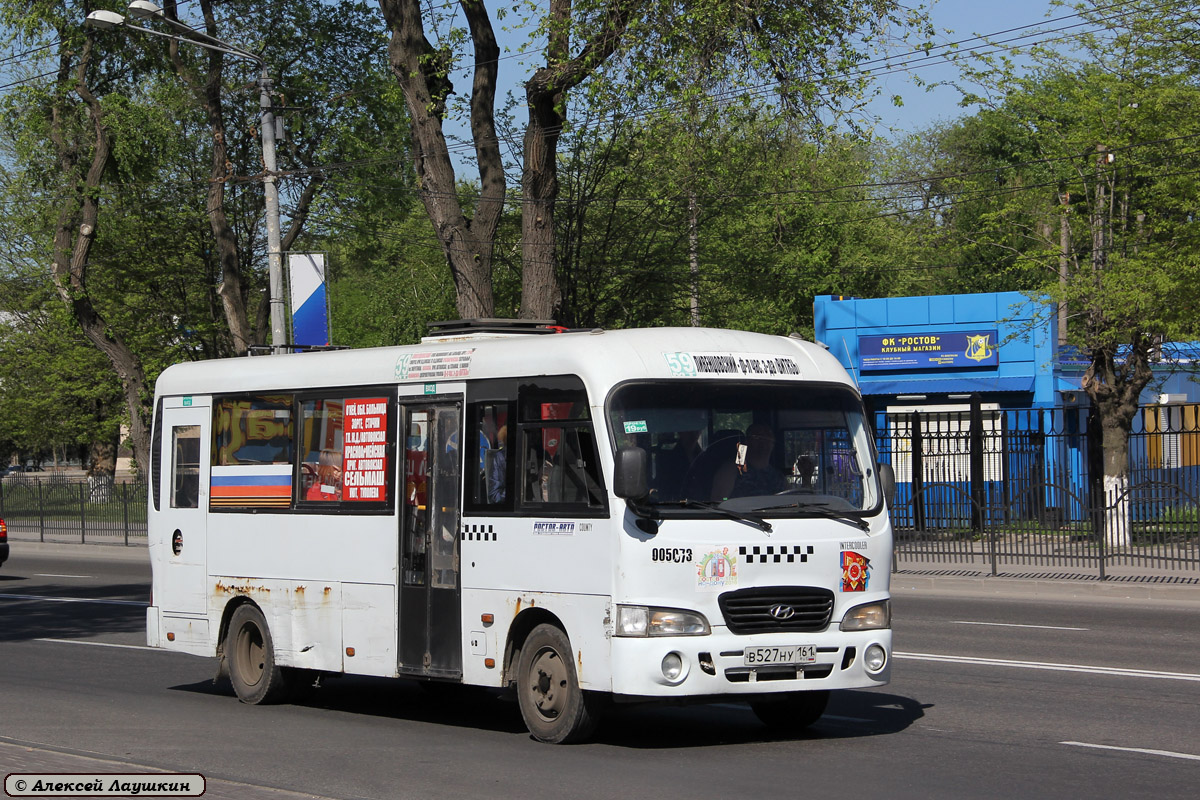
[738,545,814,564]
[463,524,496,542]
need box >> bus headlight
[616,605,711,637]
[840,600,891,631]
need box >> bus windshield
[608,381,880,516]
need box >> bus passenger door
[398,398,463,679]
[155,402,211,616]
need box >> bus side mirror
[877,462,896,506]
[613,447,650,501]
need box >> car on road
[0,517,8,568]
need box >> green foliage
[3,0,1200,474]
[0,301,124,462]
[0,1,416,464]
[554,110,911,336]
[324,205,457,347]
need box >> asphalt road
[1,545,1198,800]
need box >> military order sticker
[841,550,871,592]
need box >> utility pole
[1092,145,1111,284]
[258,71,287,352]
[1059,191,1070,349]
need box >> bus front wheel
[226,604,291,705]
[750,689,829,734]
[515,623,599,744]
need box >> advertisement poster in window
[343,398,389,501]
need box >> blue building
[813,291,1200,528]
[814,291,1200,412]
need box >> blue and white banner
[289,253,329,347]
[859,330,999,372]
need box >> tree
[0,302,124,473]
[0,1,157,471]
[378,0,932,321]
[942,0,1200,544]
[549,105,919,335]
[148,0,397,353]
[0,1,412,471]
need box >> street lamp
[86,2,288,354]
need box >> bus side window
[210,394,295,510]
[519,414,605,510]
[471,402,511,509]
[213,395,294,466]
[560,427,605,505]
[299,398,345,503]
[171,425,201,509]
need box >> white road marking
[952,621,1088,631]
[1061,741,1200,762]
[0,592,144,607]
[35,573,94,579]
[37,638,159,652]
[895,651,1200,682]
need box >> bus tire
[750,690,829,733]
[516,623,598,744]
[226,604,291,705]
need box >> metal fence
[0,474,147,545]
[6,404,1200,578]
[877,402,1200,578]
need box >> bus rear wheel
[226,604,292,705]
[516,624,599,744]
[750,690,829,734]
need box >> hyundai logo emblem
[769,604,796,620]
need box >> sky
[868,0,1064,135]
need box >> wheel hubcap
[528,647,566,720]
[235,623,265,687]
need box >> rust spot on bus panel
[295,585,305,595]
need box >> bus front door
[398,400,463,679]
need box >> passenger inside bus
[484,423,507,503]
[305,448,343,501]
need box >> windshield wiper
[748,500,869,532]
[667,499,773,533]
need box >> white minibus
[147,322,893,742]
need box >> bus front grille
[718,586,834,634]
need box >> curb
[891,569,1200,607]
[4,539,149,563]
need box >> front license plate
[743,644,817,666]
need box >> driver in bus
[711,423,786,499]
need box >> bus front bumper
[608,627,891,698]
